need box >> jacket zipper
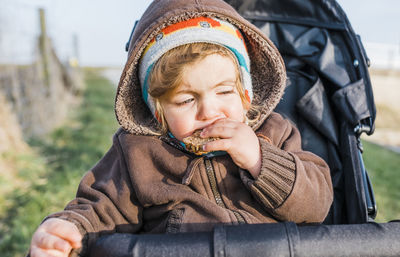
[204,158,245,224]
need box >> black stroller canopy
[229,0,346,28]
[226,0,377,225]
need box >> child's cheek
[168,117,194,141]
[227,103,246,122]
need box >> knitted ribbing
[240,137,296,210]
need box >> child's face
[160,54,246,141]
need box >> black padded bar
[89,222,400,257]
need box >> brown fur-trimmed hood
[115,0,286,136]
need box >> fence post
[39,8,50,87]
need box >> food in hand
[182,130,218,155]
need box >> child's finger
[201,125,235,139]
[203,138,232,152]
[51,229,82,249]
[43,248,71,257]
[31,247,69,257]
[30,246,59,257]
[51,227,82,249]
[205,118,237,130]
[45,219,82,248]
[32,231,72,252]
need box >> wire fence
[0,1,83,145]
[0,0,78,65]
[1,1,40,64]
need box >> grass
[362,140,400,222]
[0,69,118,256]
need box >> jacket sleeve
[45,130,143,256]
[240,112,333,223]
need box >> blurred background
[0,0,399,256]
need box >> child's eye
[218,90,234,95]
[176,98,194,106]
[216,85,236,95]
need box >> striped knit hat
[138,16,253,118]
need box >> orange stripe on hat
[163,17,220,35]
[149,17,221,44]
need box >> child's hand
[30,218,82,257]
[201,118,261,178]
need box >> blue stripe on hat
[225,45,249,73]
[142,63,155,105]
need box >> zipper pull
[182,157,203,185]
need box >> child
[28,0,333,256]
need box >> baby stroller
[89,0,400,256]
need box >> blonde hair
[148,42,257,134]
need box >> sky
[0,0,399,68]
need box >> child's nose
[196,100,220,121]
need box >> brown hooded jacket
[42,0,333,255]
